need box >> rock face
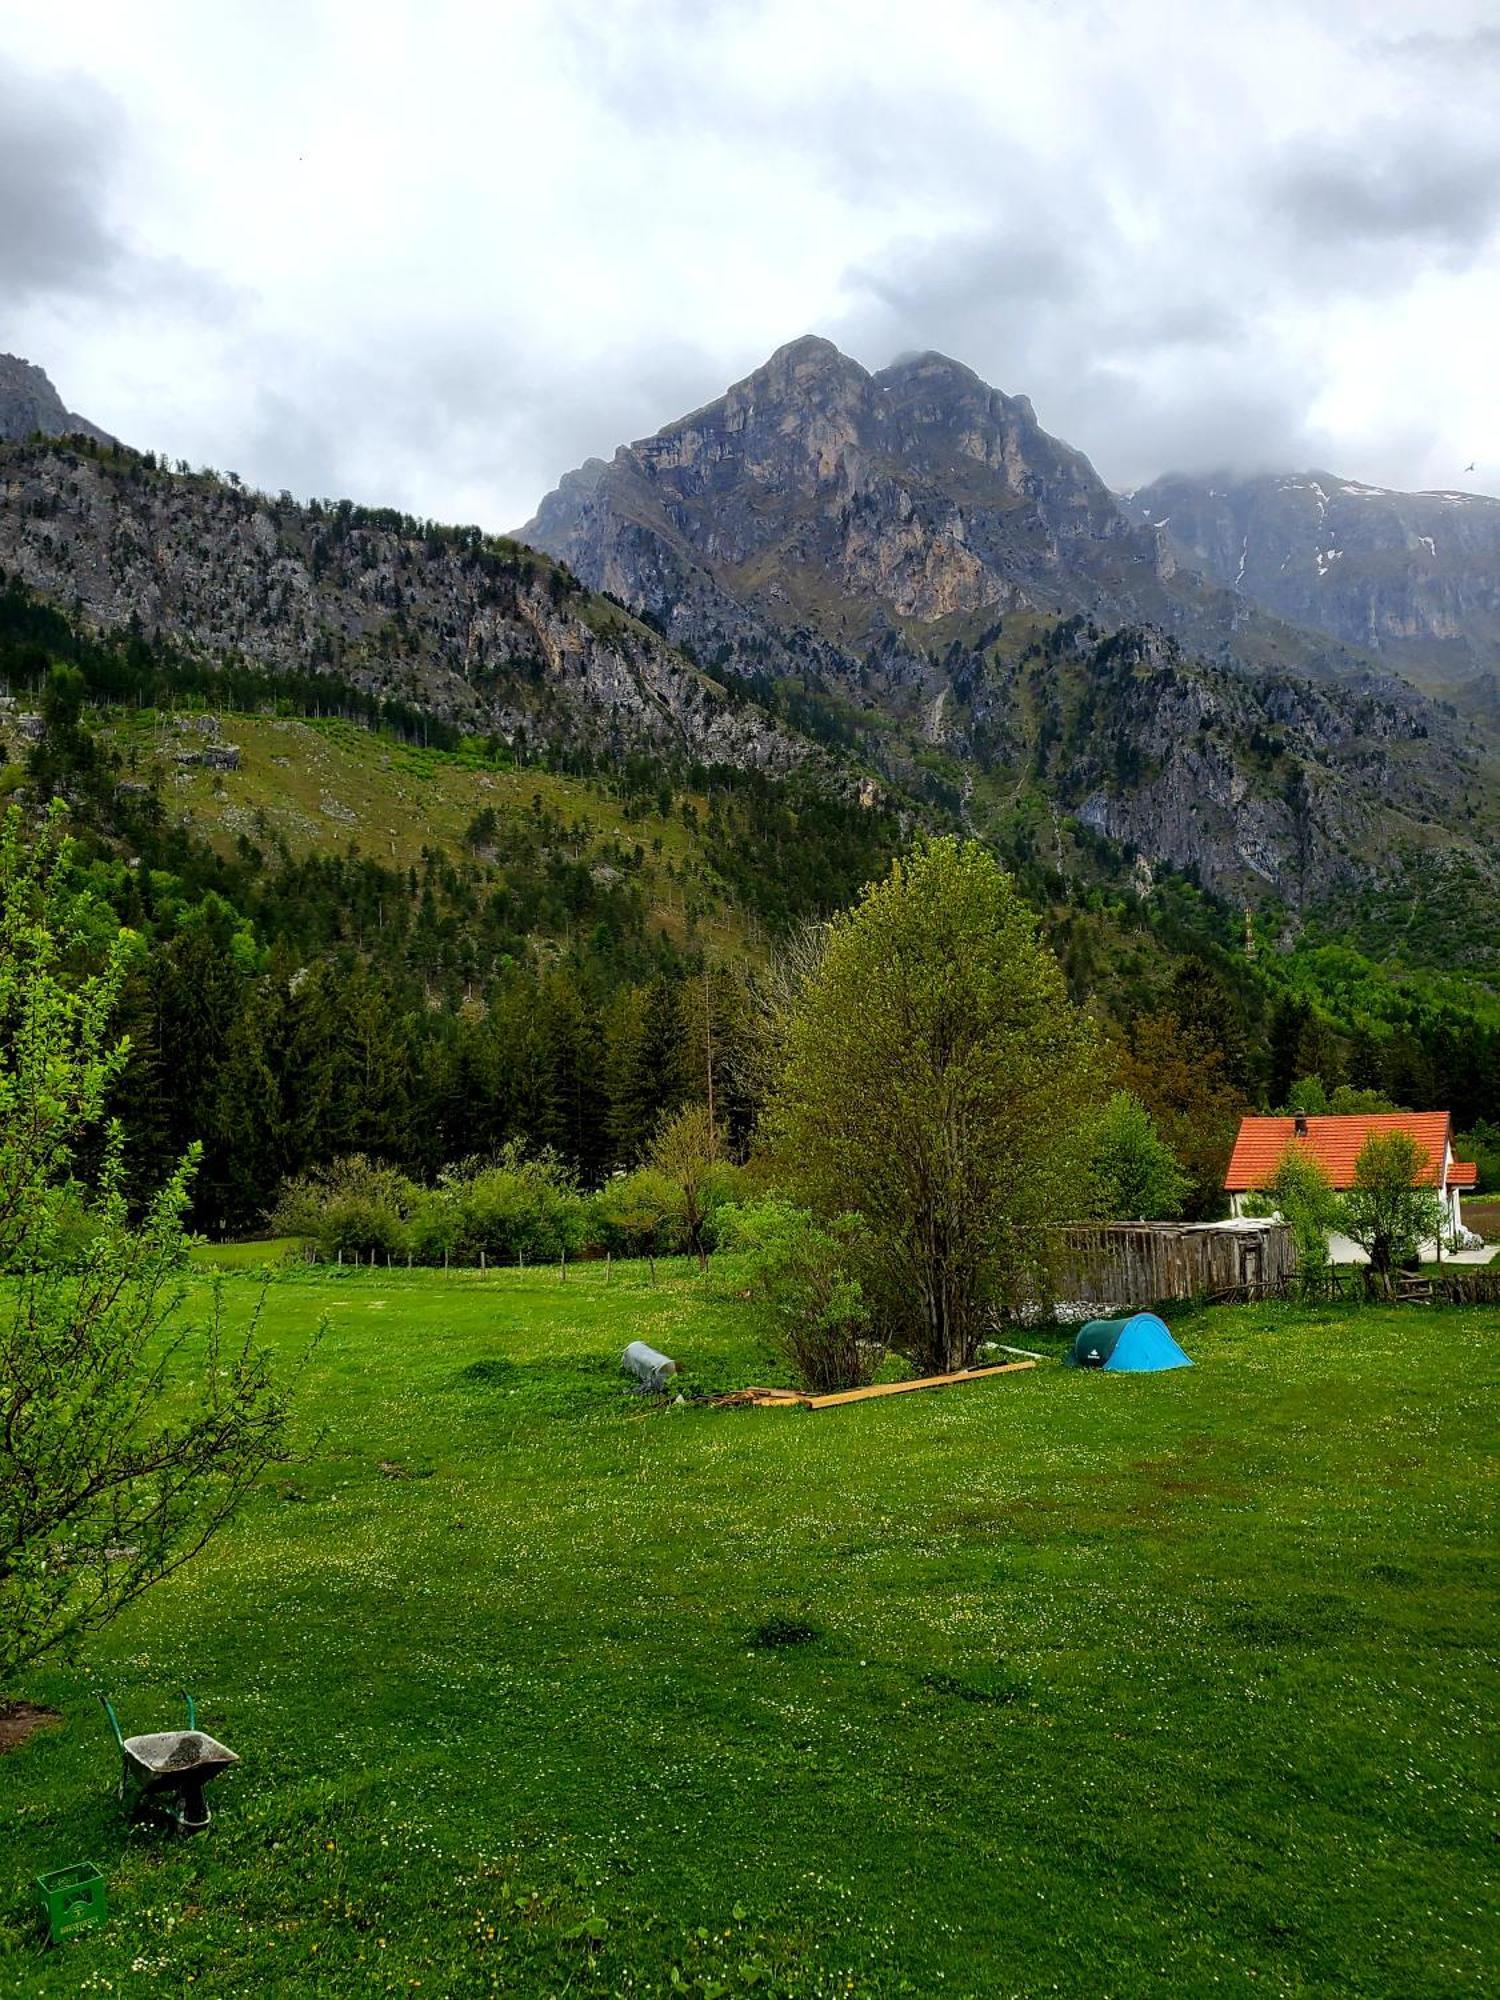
[0,438,799,770]
[524,336,1159,650]
[521,337,1374,693]
[0,355,110,446]
[1125,471,1500,714]
[974,623,1470,902]
[521,337,1499,909]
[2,348,1496,920]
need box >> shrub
[594,1167,680,1268]
[403,1147,590,1266]
[721,1199,876,1392]
[271,1155,415,1261]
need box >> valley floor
[2,1265,1494,1997]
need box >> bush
[271,1155,415,1261]
[408,1147,589,1266]
[721,1199,876,1392]
[594,1167,680,1264]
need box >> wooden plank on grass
[738,1360,1036,1411]
[805,1360,1034,1407]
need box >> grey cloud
[1060,362,1335,489]
[1375,26,1500,70]
[1269,131,1500,263]
[0,57,128,302]
[230,325,733,532]
[833,216,1326,488]
[851,229,1086,326]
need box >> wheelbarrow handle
[98,1694,125,1752]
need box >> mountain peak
[732,334,870,405]
[0,354,111,446]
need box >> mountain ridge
[1123,467,1500,717]
[1,345,1497,933]
[520,334,1499,916]
[0,354,112,447]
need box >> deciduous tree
[1340,1131,1445,1292]
[765,838,1099,1373]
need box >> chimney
[1294,1112,1309,1138]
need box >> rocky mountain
[527,339,1145,633]
[522,337,1391,697]
[0,355,110,446]
[1,347,1496,928]
[0,436,797,771]
[1124,471,1500,716]
[522,336,1499,914]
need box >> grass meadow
[1,1261,1495,1997]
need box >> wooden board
[737,1360,1035,1411]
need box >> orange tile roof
[1451,1161,1479,1188]
[1224,1112,1453,1191]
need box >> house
[1224,1111,1479,1262]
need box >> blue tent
[1069,1311,1192,1372]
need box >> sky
[3,0,1498,531]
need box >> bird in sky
[1464,461,1476,473]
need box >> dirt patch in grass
[750,1616,820,1649]
[920,1668,1029,1707]
[0,1702,61,1755]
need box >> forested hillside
[3,570,1496,1234]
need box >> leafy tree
[1,807,290,1686]
[1089,1091,1189,1219]
[1329,1084,1399,1115]
[721,1200,875,1392]
[1283,1076,1398,1116]
[1284,1075,1330,1115]
[1246,1144,1341,1296]
[1456,1118,1500,1193]
[1117,1010,1246,1219]
[593,1167,676,1279]
[765,838,1099,1374]
[649,1102,733,1271]
[1340,1131,1446,1293]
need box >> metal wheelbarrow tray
[101,1693,239,1832]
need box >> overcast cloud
[2,0,1497,527]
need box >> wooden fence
[1045,1221,1296,1310]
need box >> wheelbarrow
[99,1692,239,1833]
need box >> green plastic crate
[36,1861,107,1943]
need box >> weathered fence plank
[1045,1221,1295,1309]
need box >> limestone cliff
[0,438,800,771]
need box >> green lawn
[2,1266,1495,1997]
